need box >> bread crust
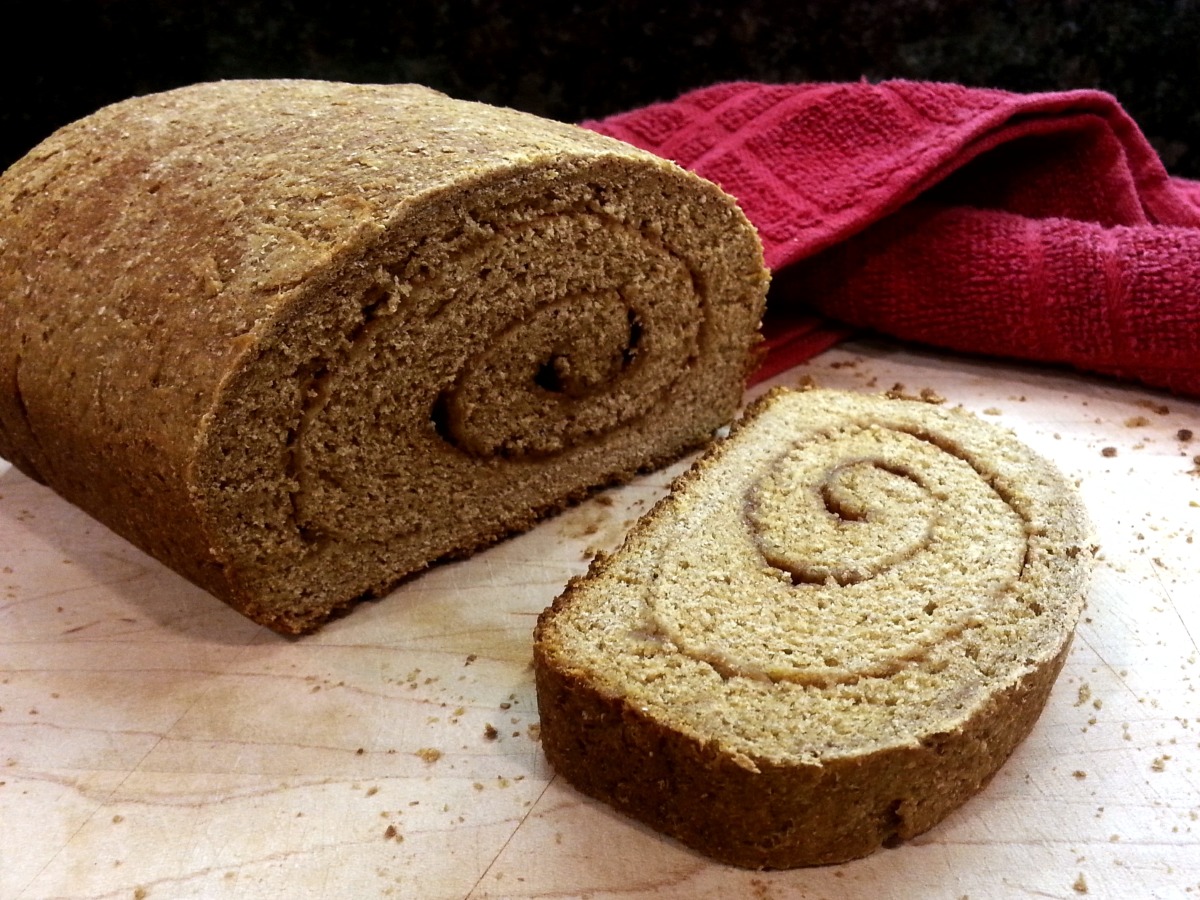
[0,80,767,632]
[534,387,1092,867]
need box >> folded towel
[587,81,1200,395]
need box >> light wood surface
[2,340,1198,899]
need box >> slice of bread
[0,80,767,633]
[534,386,1092,868]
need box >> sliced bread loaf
[534,386,1092,868]
[0,80,767,633]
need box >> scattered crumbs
[1093,698,1103,710]
[366,786,379,797]
[1101,446,1118,458]
[483,724,499,741]
[1076,684,1092,706]
[464,655,477,666]
[1073,770,1088,779]
[1137,399,1170,415]
[1110,834,1120,842]
[384,824,403,842]
[356,748,365,756]
[919,387,945,404]
[472,782,484,792]
[982,407,1002,416]
[1073,872,1089,894]
[1124,416,1151,428]
[1178,429,1194,442]
[527,723,542,742]
[112,814,124,823]
[415,748,443,764]
[594,494,615,507]
[1151,755,1170,772]
[499,701,512,710]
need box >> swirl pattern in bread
[534,387,1092,868]
[0,80,767,633]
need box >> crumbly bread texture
[534,387,1092,868]
[0,80,767,634]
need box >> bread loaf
[0,80,768,633]
[534,387,1091,868]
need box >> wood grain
[2,342,1198,899]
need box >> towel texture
[587,81,1200,395]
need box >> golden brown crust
[0,80,768,632]
[534,387,1092,868]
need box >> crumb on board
[882,383,945,404]
[1177,429,1193,442]
[1073,872,1089,894]
[415,748,443,764]
[1101,446,1118,457]
[1073,770,1088,779]
[483,724,499,741]
[1076,683,1092,706]
[1124,416,1151,428]
[1151,755,1169,772]
[1137,399,1170,415]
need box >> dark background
[4,1,1198,177]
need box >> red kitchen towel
[586,81,1200,395]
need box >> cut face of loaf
[534,387,1092,868]
[0,80,768,633]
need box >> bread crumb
[982,407,1002,416]
[1072,770,1087,779]
[1137,399,1170,415]
[1101,447,1118,458]
[1073,873,1088,894]
[1076,684,1092,706]
[415,748,443,764]
[1151,755,1169,772]
[483,724,499,740]
[1178,429,1194,442]
[1124,416,1151,427]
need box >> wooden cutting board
[2,341,1198,899]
